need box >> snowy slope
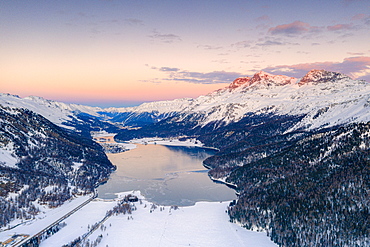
[0,104,114,228]
[104,97,193,114]
[1,69,369,132]
[38,191,278,247]
[175,70,370,130]
[0,94,102,128]
[103,69,370,131]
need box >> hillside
[224,122,369,246]
[1,69,369,246]
[0,94,120,138]
[113,70,370,246]
[0,105,115,227]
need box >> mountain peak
[1,93,20,98]
[24,95,51,103]
[251,71,273,81]
[248,71,297,88]
[227,77,251,90]
[253,70,273,77]
[299,69,351,85]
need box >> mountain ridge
[110,69,369,246]
[1,69,369,246]
[1,69,368,130]
[0,105,115,227]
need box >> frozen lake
[97,144,236,206]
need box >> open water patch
[97,144,236,206]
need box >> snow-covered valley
[0,138,276,247]
[1,69,369,246]
[38,191,277,247]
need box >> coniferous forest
[115,112,370,246]
[0,105,115,227]
[1,71,369,246]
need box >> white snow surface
[92,133,138,150]
[0,147,18,168]
[104,70,370,130]
[39,191,277,247]
[104,97,193,114]
[129,137,205,147]
[181,71,370,129]
[0,194,92,239]
[0,93,102,128]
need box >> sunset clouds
[149,66,245,84]
[269,21,313,36]
[264,56,370,81]
[0,0,369,107]
[327,24,354,31]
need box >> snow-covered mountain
[110,70,370,247]
[0,94,101,127]
[1,69,369,246]
[99,98,194,127]
[2,69,368,132]
[168,69,369,130]
[105,69,370,132]
[0,105,114,227]
[0,94,120,137]
[110,69,369,247]
[110,70,369,143]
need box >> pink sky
[1,0,369,107]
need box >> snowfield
[39,191,277,247]
[0,93,101,129]
[93,136,210,152]
[0,148,18,169]
[0,194,93,243]
[129,137,206,148]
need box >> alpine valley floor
[40,191,278,247]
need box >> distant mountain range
[2,69,369,132]
[1,69,369,246]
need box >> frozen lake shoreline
[1,138,277,246]
[97,141,235,206]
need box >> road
[12,191,97,247]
